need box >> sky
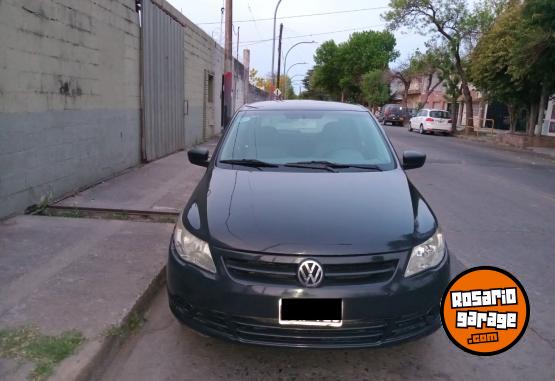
[166,0,428,92]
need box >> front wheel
[419,124,424,134]
[408,123,412,132]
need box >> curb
[454,134,555,161]
[52,265,167,381]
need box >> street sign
[273,88,282,97]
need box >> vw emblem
[297,259,324,288]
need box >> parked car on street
[409,109,452,135]
[382,104,408,126]
[168,100,450,349]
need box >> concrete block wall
[183,17,224,146]
[151,0,230,146]
[248,84,270,103]
[0,0,141,219]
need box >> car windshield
[218,110,395,170]
[430,111,450,119]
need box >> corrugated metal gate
[141,0,185,161]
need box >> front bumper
[167,241,450,349]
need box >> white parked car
[409,109,452,135]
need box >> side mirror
[188,148,209,167]
[402,151,426,170]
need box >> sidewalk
[0,137,219,381]
[455,133,555,160]
[57,138,220,213]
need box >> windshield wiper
[283,161,338,172]
[284,161,382,172]
[219,159,279,169]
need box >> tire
[408,123,412,132]
[419,124,424,134]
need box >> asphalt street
[100,126,555,381]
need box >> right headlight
[173,213,217,274]
[405,228,445,277]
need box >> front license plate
[279,299,342,327]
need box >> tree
[249,69,273,93]
[434,45,463,132]
[361,70,391,110]
[312,30,398,102]
[383,0,507,127]
[312,41,342,100]
[391,58,418,110]
[299,69,331,100]
[410,48,444,109]
[248,69,258,86]
[278,75,296,100]
[517,0,555,135]
[469,0,555,134]
[337,30,398,102]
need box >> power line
[197,6,388,25]
[247,2,261,37]
[236,24,387,47]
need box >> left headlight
[173,213,217,274]
[405,228,445,277]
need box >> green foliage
[104,312,145,338]
[383,0,504,48]
[469,4,527,106]
[312,41,342,99]
[383,0,508,126]
[299,69,332,100]
[277,75,296,100]
[0,327,84,381]
[311,30,398,101]
[469,0,555,132]
[361,70,391,107]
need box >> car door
[416,109,426,125]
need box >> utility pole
[224,0,232,72]
[276,23,283,98]
[270,0,283,87]
[243,49,250,104]
[233,26,239,108]
[236,26,240,62]
[223,0,233,126]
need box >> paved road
[100,127,555,381]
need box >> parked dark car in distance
[382,103,409,126]
[168,100,450,349]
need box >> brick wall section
[0,0,141,218]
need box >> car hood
[189,167,437,255]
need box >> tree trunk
[420,75,441,109]
[452,48,474,127]
[461,82,474,127]
[450,102,458,134]
[341,90,345,103]
[508,105,516,133]
[536,84,548,136]
[527,102,539,136]
[402,80,410,110]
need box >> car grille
[169,294,439,347]
[221,252,399,286]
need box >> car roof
[239,100,368,112]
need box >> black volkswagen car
[168,100,450,348]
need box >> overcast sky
[167,0,428,92]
